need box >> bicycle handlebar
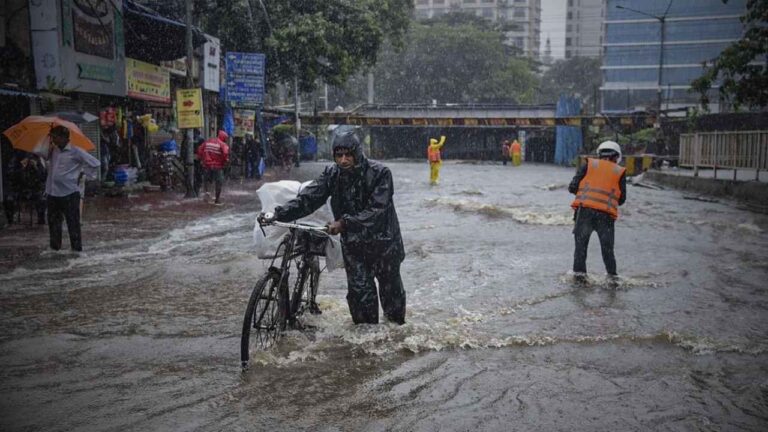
[258,212,330,236]
[269,220,330,235]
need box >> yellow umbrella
[2,115,95,154]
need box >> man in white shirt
[44,126,100,251]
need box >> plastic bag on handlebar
[253,180,344,271]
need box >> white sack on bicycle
[254,180,344,271]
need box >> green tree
[538,57,602,109]
[360,22,538,104]
[146,0,413,93]
[260,0,413,92]
[690,0,768,110]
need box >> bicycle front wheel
[241,270,284,368]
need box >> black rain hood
[332,131,366,172]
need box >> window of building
[566,37,572,46]
[433,0,446,3]
[514,8,526,17]
[416,0,429,4]
[483,8,494,17]
[568,0,573,5]
[482,0,495,3]
[463,0,476,3]
[567,11,572,19]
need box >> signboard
[233,110,255,137]
[176,88,204,129]
[161,58,187,77]
[126,58,170,103]
[203,36,220,92]
[31,0,126,96]
[225,52,265,106]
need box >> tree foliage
[538,57,602,107]
[144,0,413,93]
[347,22,538,105]
[690,0,768,110]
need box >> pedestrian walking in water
[196,130,229,205]
[569,140,627,280]
[511,139,522,166]
[259,131,406,325]
[501,139,510,166]
[44,125,100,251]
[427,135,446,185]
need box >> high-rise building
[413,0,542,59]
[601,0,747,114]
[565,0,605,59]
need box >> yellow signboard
[126,58,170,103]
[176,88,204,129]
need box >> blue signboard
[225,52,265,106]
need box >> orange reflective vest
[428,146,441,163]
[510,140,521,155]
[571,158,625,220]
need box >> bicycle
[240,214,331,369]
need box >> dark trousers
[573,207,617,275]
[47,192,82,251]
[203,168,223,203]
[342,250,406,325]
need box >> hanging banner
[126,58,170,103]
[176,88,204,129]
[233,109,255,137]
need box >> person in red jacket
[196,130,230,205]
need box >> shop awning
[122,0,207,63]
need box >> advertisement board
[233,110,256,137]
[203,36,221,92]
[31,0,126,96]
[126,58,170,103]
[176,88,204,129]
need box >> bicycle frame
[262,221,329,324]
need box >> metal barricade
[679,131,768,180]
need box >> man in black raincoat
[259,131,406,325]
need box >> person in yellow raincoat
[511,139,522,166]
[427,135,446,185]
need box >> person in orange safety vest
[427,135,446,185]
[568,140,627,281]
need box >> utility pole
[184,0,195,198]
[616,0,672,125]
[294,75,300,139]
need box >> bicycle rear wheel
[241,269,284,368]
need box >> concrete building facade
[414,0,542,59]
[565,0,605,59]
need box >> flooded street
[2,161,768,431]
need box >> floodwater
[2,161,768,431]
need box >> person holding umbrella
[43,125,100,252]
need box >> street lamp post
[616,1,672,120]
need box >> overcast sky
[540,0,566,59]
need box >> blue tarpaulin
[554,96,582,166]
[222,107,235,137]
[300,135,317,158]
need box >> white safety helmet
[596,140,622,163]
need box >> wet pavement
[2,161,768,431]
